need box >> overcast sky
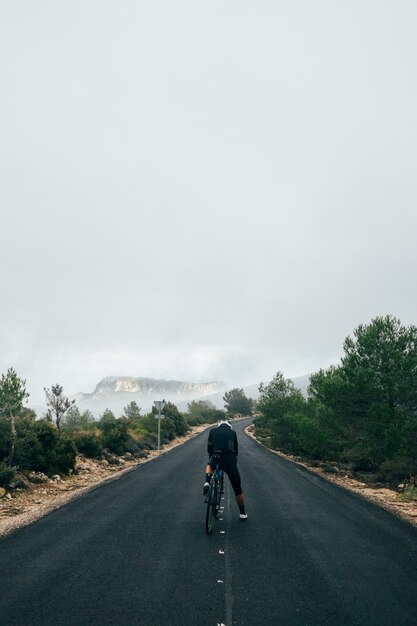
[1,1,416,403]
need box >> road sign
[153,400,166,450]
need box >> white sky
[1,1,417,402]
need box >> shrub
[379,457,417,483]
[11,414,45,472]
[185,414,205,427]
[0,416,11,459]
[99,419,130,455]
[137,432,159,450]
[162,402,189,437]
[28,420,76,476]
[73,432,103,459]
[160,416,176,442]
[0,414,76,476]
[0,461,16,487]
[137,415,158,435]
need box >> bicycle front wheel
[205,482,215,533]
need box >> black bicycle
[205,453,224,534]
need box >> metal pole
[153,400,165,452]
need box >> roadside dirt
[0,424,211,538]
[245,425,417,528]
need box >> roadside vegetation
[8,315,417,494]
[255,316,417,489]
[0,372,231,491]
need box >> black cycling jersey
[207,424,241,495]
[207,424,238,457]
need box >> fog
[1,1,416,404]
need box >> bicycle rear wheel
[213,480,220,519]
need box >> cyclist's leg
[205,462,214,477]
[203,456,215,494]
[223,457,247,518]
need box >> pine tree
[0,368,29,465]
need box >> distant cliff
[79,376,223,398]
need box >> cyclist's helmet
[218,419,232,429]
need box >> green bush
[0,416,75,476]
[0,416,11,460]
[98,418,130,455]
[280,410,342,461]
[136,414,157,434]
[0,413,77,477]
[11,414,45,471]
[143,432,159,449]
[162,402,189,437]
[0,461,16,487]
[185,414,205,427]
[160,416,177,442]
[379,457,417,483]
[128,435,155,455]
[32,421,76,475]
[73,432,103,459]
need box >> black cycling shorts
[209,453,242,496]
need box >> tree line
[1,373,249,488]
[4,315,415,489]
[255,316,417,484]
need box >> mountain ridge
[74,376,226,415]
[73,374,310,417]
[78,376,224,399]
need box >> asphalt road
[1,419,417,626]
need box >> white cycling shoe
[239,513,248,520]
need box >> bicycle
[205,452,224,534]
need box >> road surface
[1,419,417,625]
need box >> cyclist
[203,418,248,520]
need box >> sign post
[153,400,166,451]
